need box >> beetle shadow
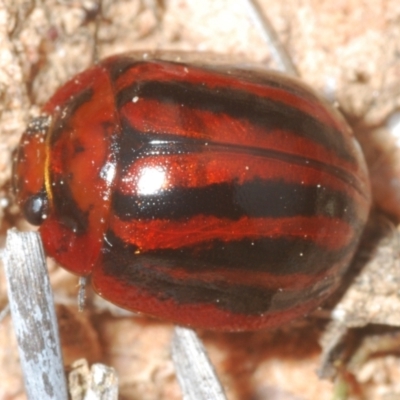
[199,320,327,400]
[326,208,397,307]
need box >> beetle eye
[22,192,49,226]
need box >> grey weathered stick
[3,228,68,400]
[171,327,227,400]
[244,0,299,76]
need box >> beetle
[13,51,371,331]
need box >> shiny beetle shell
[13,52,371,331]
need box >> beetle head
[13,115,50,226]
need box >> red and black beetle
[13,52,371,331]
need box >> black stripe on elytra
[51,173,89,235]
[116,80,355,163]
[100,230,342,315]
[117,119,151,171]
[105,225,360,276]
[118,119,365,195]
[50,88,94,146]
[106,58,326,111]
[201,65,326,105]
[112,178,358,223]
